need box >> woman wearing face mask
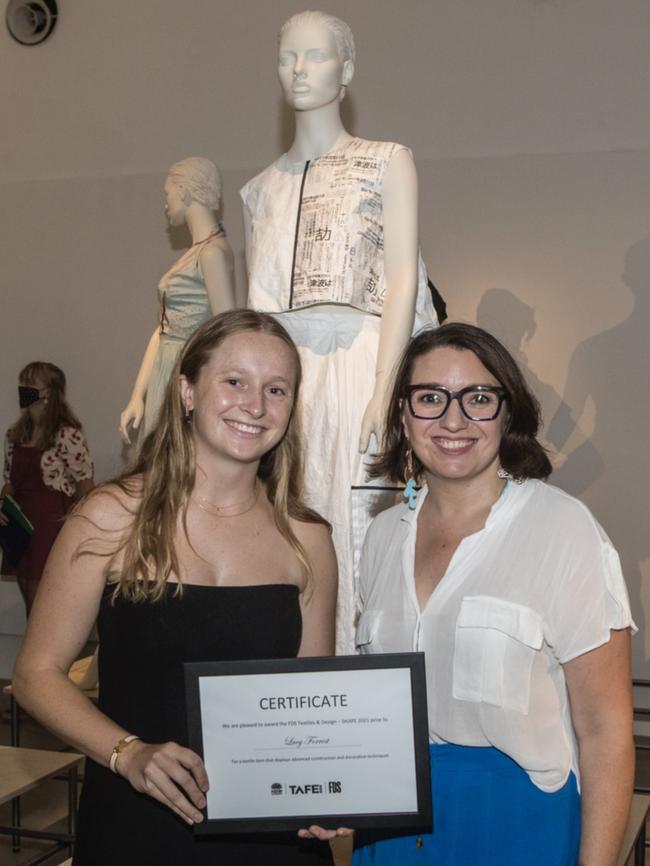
[1,362,94,615]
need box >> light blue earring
[403,447,418,510]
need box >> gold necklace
[192,483,259,518]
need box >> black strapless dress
[74,583,333,865]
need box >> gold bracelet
[109,734,140,774]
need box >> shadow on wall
[475,280,648,661]
[476,241,649,663]
[475,287,580,460]
[546,238,650,661]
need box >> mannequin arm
[199,242,236,316]
[119,328,160,443]
[242,206,253,307]
[359,148,419,452]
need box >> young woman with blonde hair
[14,310,338,866]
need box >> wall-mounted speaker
[6,0,57,45]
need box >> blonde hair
[279,10,355,65]
[95,311,326,603]
[166,157,221,210]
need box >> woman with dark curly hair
[352,323,635,866]
[1,362,93,614]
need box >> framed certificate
[185,653,431,834]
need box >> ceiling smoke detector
[6,0,58,45]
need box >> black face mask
[18,386,41,409]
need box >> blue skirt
[353,744,580,866]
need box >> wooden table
[0,746,83,865]
[2,653,96,861]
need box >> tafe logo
[288,783,323,795]
[271,783,283,796]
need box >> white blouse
[356,479,635,792]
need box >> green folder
[0,494,34,566]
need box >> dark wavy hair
[9,362,83,451]
[370,322,552,484]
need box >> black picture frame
[185,652,432,835]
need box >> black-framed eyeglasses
[405,384,508,421]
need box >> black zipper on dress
[288,160,310,309]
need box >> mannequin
[241,11,436,652]
[120,157,235,443]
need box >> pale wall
[1,0,648,677]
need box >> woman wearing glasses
[352,323,635,866]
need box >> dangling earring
[403,447,418,511]
[497,467,524,484]
[183,407,193,424]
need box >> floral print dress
[3,426,93,614]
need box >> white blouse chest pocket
[452,596,544,715]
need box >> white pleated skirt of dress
[274,306,402,654]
